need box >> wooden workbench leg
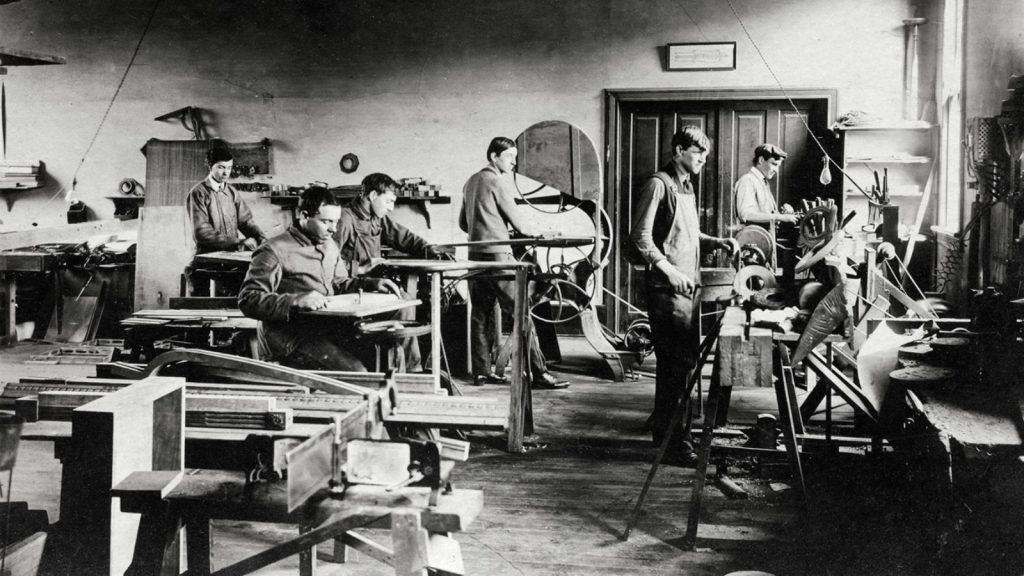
[0,273,16,346]
[185,516,212,574]
[124,508,183,576]
[799,381,828,426]
[464,290,473,375]
[507,267,529,452]
[684,352,724,548]
[430,272,442,391]
[774,344,808,503]
[391,511,429,576]
[331,537,349,563]
[825,343,835,448]
[777,344,805,436]
[299,524,318,576]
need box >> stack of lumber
[0,161,43,190]
[121,308,254,329]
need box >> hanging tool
[882,168,889,204]
[154,106,208,140]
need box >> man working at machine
[239,186,402,371]
[733,143,799,230]
[631,126,737,465]
[734,143,800,271]
[460,136,569,390]
[186,146,268,295]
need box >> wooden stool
[357,319,432,372]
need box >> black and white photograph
[0,1,1019,574]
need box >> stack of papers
[0,161,43,189]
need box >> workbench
[189,250,252,296]
[0,246,68,345]
[688,304,849,540]
[372,258,537,452]
[46,367,485,576]
[114,470,482,576]
[120,308,259,361]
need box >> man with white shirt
[733,143,799,233]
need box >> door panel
[620,114,661,314]
[722,109,771,234]
[615,106,713,327]
[610,97,833,332]
[778,109,818,209]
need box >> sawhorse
[685,329,861,546]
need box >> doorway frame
[602,88,838,331]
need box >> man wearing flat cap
[733,143,799,234]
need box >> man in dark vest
[630,125,737,465]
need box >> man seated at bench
[335,172,446,372]
[238,186,401,370]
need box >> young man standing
[187,146,267,254]
[238,186,401,371]
[630,126,737,465]
[186,146,267,295]
[459,136,568,389]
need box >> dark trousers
[646,275,700,448]
[469,252,547,377]
[280,336,369,372]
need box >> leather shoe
[665,448,700,468]
[472,372,507,386]
[532,372,569,390]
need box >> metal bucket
[0,414,24,472]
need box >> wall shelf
[837,124,936,239]
[846,156,931,164]
[267,193,451,228]
[835,121,934,131]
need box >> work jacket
[335,198,430,265]
[238,225,362,360]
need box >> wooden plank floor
[3,338,1023,575]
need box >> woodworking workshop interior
[0,1,1021,575]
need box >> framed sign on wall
[664,42,736,71]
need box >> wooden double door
[605,91,839,332]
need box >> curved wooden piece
[143,348,373,397]
[578,309,627,381]
[791,282,848,365]
[795,231,844,273]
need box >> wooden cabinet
[837,123,936,238]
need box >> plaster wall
[0,0,921,242]
[964,0,1024,119]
